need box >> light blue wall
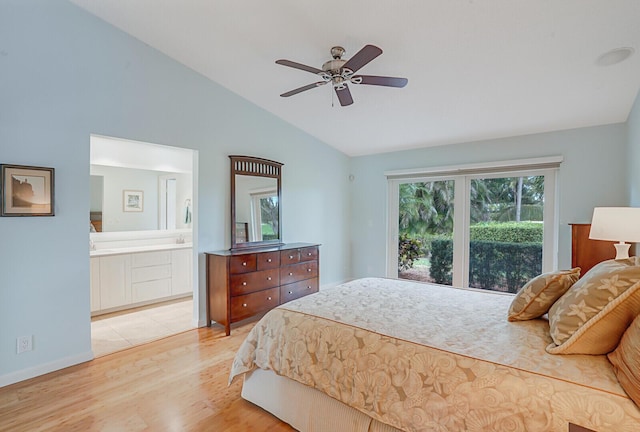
[0,0,350,384]
[628,90,640,206]
[349,124,629,278]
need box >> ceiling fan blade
[334,85,354,106]
[342,45,383,73]
[280,81,327,97]
[354,75,408,88]
[276,59,325,75]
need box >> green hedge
[426,222,543,292]
[430,238,453,285]
[469,222,542,243]
[430,238,541,292]
[468,240,541,292]
[403,223,543,292]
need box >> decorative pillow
[546,257,640,355]
[608,313,640,407]
[507,268,581,322]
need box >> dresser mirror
[230,155,283,250]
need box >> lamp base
[614,242,631,260]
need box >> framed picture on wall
[123,189,144,212]
[0,164,55,217]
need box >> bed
[229,277,640,432]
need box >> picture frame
[123,189,144,212]
[1,164,55,217]
[236,222,249,243]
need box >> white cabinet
[132,279,172,303]
[171,249,193,296]
[90,257,101,311]
[90,247,192,314]
[99,254,132,309]
[131,251,172,303]
[132,250,171,268]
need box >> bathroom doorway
[89,135,198,357]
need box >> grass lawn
[414,257,430,267]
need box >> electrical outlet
[17,335,33,354]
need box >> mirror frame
[230,155,283,250]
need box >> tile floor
[91,297,194,357]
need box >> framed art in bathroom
[123,189,144,212]
[0,164,55,217]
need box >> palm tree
[399,181,455,237]
[471,176,544,223]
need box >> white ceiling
[70,0,640,157]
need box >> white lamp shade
[589,207,640,242]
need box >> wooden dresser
[206,243,319,335]
[569,223,616,276]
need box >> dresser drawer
[131,264,171,284]
[230,254,257,274]
[231,287,280,321]
[230,269,279,296]
[280,261,318,285]
[256,251,280,270]
[281,278,318,304]
[300,246,318,262]
[280,250,300,265]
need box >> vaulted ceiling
[70,0,640,156]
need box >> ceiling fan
[276,45,408,106]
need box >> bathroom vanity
[89,231,193,315]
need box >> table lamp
[589,207,640,260]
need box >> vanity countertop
[90,243,193,257]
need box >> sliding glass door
[389,167,557,292]
[467,175,544,293]
[397,180,455,286]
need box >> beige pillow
[507,268,581,322]
[546,257,640,355]
[608,313,640,407]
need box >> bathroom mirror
[90,166,193,232]
[230,155,283,250]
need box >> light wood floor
[0,319,294,432]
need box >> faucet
[176,234,185,244]
[90,239,96,251]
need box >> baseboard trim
[0,351,94,388]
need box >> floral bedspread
[230,277,640,432]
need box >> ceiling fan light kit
[276,44,408,106]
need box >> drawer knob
[308,252,312,256]
[307,268,312,272]
[242,262,247,266]
[267,258,272,263]
[307,286,311,289]
[242,282,247,286]
[288,291,293,294]
[289,255,294,259]
[242,303,247,307]
[267,296,272,301]
[267,277,272,281]
[289,272,293,276]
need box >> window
[250,191,278,242]
[387,157,560,292]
